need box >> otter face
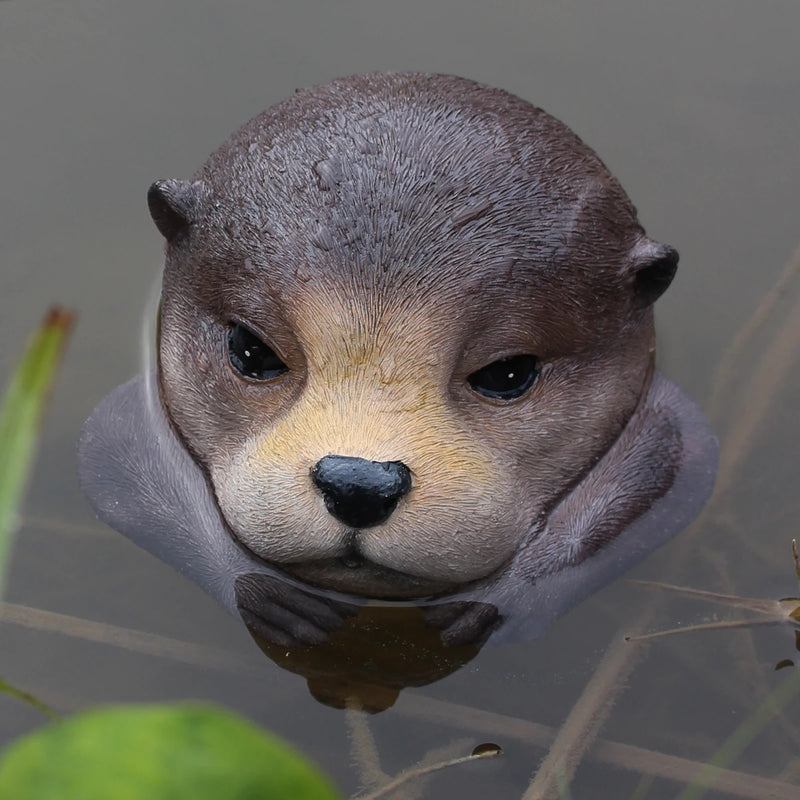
[149,73,678,599]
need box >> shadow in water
[238,573,495,712]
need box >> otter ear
[623,238,679,307]
[147,179,202,241]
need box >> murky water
[2,2,799,798]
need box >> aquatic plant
[0,307,72,721]
[0,307,73,598]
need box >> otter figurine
[79,73,717,647]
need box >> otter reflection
[237,573,498,713]
[79,73,718,711]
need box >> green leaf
[0,307,74,597]
[0,703,343,800]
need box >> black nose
[311,455,412,529]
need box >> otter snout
[311,455,412,529]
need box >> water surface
[2,2,799,797]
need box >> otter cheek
[208,449,343,564]
[356,498,529,583]
[346,454,529,583]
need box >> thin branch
[523,635,646,799]
[708,240,800,422]
[712,287,800,501]
[345,703,389,793]
[395,693,800,799]
[0,601,247,673]
[626,617,783,642]
[352,747,499,800]
[20,515,111,538]
[0,674,60,720]
[628,580,781,615]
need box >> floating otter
[79,73,717,652]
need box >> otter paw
[235,573,359,648]
[424,601,502,647]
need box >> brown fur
[151,73,678,598]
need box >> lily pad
[0,703,342,800]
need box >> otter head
[148,73,678,599]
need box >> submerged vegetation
[627,540,800,650]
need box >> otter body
[80,74,716,631]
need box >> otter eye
[468,354,538,400]
[227,324,288,381]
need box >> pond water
[2,2,800,798]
